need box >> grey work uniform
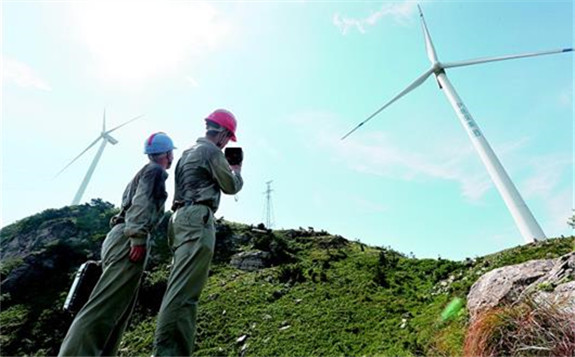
[154,137,243,356]
[59,162,168,357]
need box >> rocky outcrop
[1,219,79,260]
[230,250,271,272]
[467,252,575,320]
[528,253,575,314]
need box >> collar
[197,137,220,150]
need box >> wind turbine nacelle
[103,133,119,145]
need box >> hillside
[1,201,573,356]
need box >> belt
[171,200,211,212]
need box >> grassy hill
[1,201,573,356]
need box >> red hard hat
[205,109,237,142]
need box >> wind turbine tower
[57,111,143,205]
[342,5,573,244]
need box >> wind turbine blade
[341,69,433,140]
[106,114,144,134]
[443,48,573,69]
[55,136,102,177]
[418,4,439,64]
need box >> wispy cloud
[349,194,389,213]
[543,187,573,234]
[185,76,200,87]
[2,56,52,91]
[287,110,497,201]
[333,1,417,35]
[521,154,572,199]
[558,87,573,107]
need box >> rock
[230,250,271,272]
[527,253,575,314]
[1,219,79,260]
[467,258,555,319]
[467,252,575,321]
[240,343,248,357]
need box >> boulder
[467,252,575,320]
[230,250,271,272]
[528,253,575,314]
[467,258,555,319]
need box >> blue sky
[2,1,573,260]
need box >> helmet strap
[214,130,230,149]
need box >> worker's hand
[230,164,242,174]
[129,245,146,263]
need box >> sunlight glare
[72,1,229,84]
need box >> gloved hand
[129,245,146,263]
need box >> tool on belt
[224,147,243,165]
[63,260,103,315]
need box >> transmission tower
[263,180,275,228]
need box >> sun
[71,1,229,84]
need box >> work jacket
[119,162,169,246]
[173,137,243,213]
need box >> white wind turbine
[56,111,143,205]
[342,5,573,244]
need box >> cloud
[349,194,388,213]
[295,110,575,238]
[2,56,52,91]
[286,111,541,202]
[558,87,573,107]
[185,76,200,87]
[543,187,573,234]
[521,154,572,199]
[333,1,417,35]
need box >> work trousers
[58,224,147,357]
[154,204,215,356]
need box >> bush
[276,263,306,284]
[464,297,575,356]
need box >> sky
[1,0,573,260]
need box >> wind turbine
[56,111,143,205]
[341,5,573,244]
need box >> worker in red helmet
[153,109,243,356]
[59,132,175,356]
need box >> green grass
[1,202,573,356]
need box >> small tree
[568,210,575,229]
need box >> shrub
[464,297,575,356]
[276,263,306,284]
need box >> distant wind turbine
[57,110,143,205]
[342,5,573,244]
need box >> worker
[58,132,176,356]
[153,109,243,356]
